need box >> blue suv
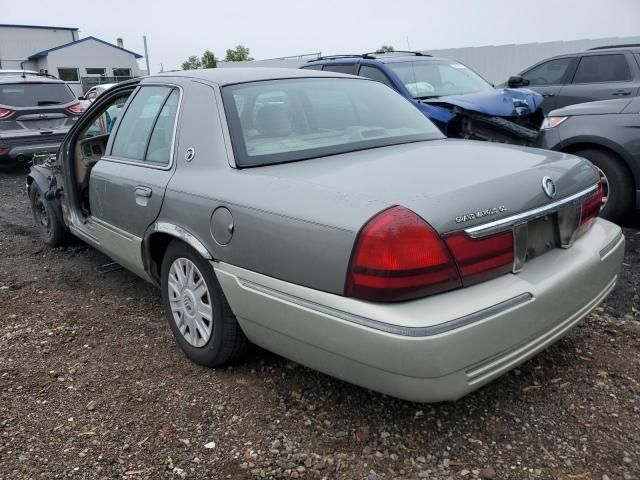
[302,51,544,145]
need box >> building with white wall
[0,24,143,96]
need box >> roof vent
[117,37,124,48]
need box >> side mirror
[78,96,85,101]
[507,75,529,88]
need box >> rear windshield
[222,78,443,167]
[0,83,75,107]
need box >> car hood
[423,88,544,117]
[245,139,597,234]
[550,97,634,117]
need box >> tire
[574,149,634,222]
[28,181,70,247]
[161,240,249,367]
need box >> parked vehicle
[301,51,544,145]
[506,44,640,114]
[0,69,40,77]
[536,96,640,221]
[0,75,84,163]
[82,83,117,103]
[27,68,624,402]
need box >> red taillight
[345,206,461,302]
[578,180,603,234]
[0,146,8,155]
[444,231,514,286]
[0,107,14,119]
[66,102,85,114]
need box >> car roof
[0,75,65,84]
[149,67,360,86]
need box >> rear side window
[572,54,631,83]
[358,65,394,89]
[146,90,180,164]
[321,64,355,74]
[0,83,75,107]
[111,86,178,163]
[522,57,573,85]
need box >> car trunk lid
[256,139,597,235]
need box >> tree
[181,50,218,70]
[181,55,202,70]
[376,45,395,53]
[225,45,253,62]
[201,50,217,69]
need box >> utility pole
[143,36,151,75]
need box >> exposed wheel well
[146,233,175,283]
[561,143,636,191]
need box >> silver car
[27,68,624,402]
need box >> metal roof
[0,23,78,31]
[28,36,143,60]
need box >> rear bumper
[214,219,624,402]
[0,134,65,162]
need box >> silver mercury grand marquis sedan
[27,68,624,402]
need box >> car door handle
[612,90,632,96]
[542,93,556,98]
[135,186,152,198]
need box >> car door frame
[87,81,184,280]
[557,51,640,106]
[520,55,578,112]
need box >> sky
[1,0,639,73]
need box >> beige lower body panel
[214,219,624,402]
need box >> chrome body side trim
[465,184,598,238]
[238,278,533,337]
[153,222,213,260]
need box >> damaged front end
[420,88,545,146]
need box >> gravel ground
[0,167,639,480]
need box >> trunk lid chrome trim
[465,183,598,238]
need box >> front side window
[58,68,79,82]
[0,82,75,107]
[386,60,493,99]
[522,57,573,86]
[572,54,631,83]
[111,86,178,163]
[83,95,129,139]
[222,78,443,167]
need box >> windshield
[222,78,443,167]
[0,82,75,107]
[386,60,493,99]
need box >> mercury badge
[542,176,556,199]
[455,205,507,224]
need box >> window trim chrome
[465,183,598,239]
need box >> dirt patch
[0,170,639,480]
